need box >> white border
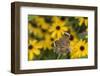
[20,6,95,70]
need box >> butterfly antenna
[64,32,70,37]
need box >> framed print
[11,2,98,74]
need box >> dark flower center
[42,29,47,33]
[60,17,66,21]
[56,26,60,30]
[80,46,84,51]
[69,35,74,41]
[28,45,33,50]
[50,38,54,41]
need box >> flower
[35,16,50,30]
[28,40,42,60]
[28,21,44,39]
[39,34,55,50]
[76,17,88,27]
[69,31,78,46]
[32,27,44,38]
[49,17,68,40]
[31,26,50,39]
[70,40,88,59]
[32,16,51,38]
[66,26,78,46]
[28,23,34,33]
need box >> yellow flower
[69,32,78,46]
[28,23,34,33]
[66,26,78,46]
[31,27,49,39]
[35,16,50,30]
[40,28,50,38]
[49,17,68,40]
[32,27,44,38]
[28,40,42,60]
[52,16,60,23]
[70,40,88,59]
[40,34,55,50]
[33,16,51,38]
[76,17,88,26]
[28,22,43,39]
[45,34,56,43]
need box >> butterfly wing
[54,35,70,54]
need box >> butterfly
[54,32,70,55]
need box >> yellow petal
[62,27,68,31]
[49,26,55,32]
[85,19,88,26]
[35,43,42,49]
[79,18,84,26]
[28,51,34,60]
[51,31,57,38]
[57,32,62,39]
[33,49,40,56]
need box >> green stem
[57,53,61,59]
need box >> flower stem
[57,53,61,59]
